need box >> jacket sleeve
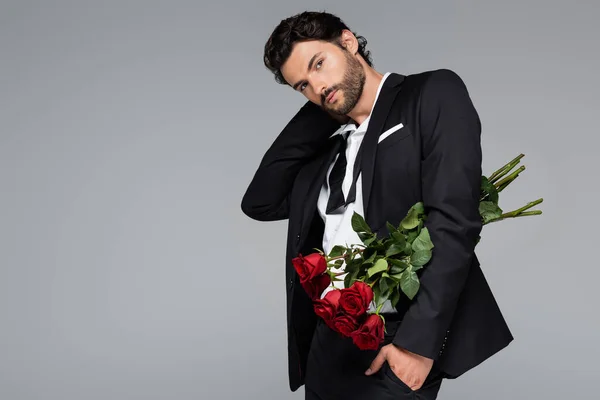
[241,100,342,221]
[392,69,483,360]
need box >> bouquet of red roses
[292,153,543,351]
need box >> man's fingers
[364,346,387,375]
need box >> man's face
[280,39,366,115]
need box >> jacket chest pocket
[377,123,413,150]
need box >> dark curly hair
[263,11,373,86]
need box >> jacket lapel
[360,73,405,222]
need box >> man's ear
[339,29,358,54]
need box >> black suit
[241,69,514,392]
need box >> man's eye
[316,60,323,69]
[300,83,307,91]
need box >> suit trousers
[304,317,446,400]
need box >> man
[241,11,513,400]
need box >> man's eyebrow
[292,51,323,90]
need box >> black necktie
[326,133,350,214]
[325,130,367,214]
[344,140,364,207]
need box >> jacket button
[295,234,300,244]
[288,278,294,290]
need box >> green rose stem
[495,165,525,193]
[484,198,544,224]
[516,211,542,216]
[488,153,525,184]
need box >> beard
[321,49,366,115]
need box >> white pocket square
[378,123,404,143]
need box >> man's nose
[319,84,328,97]
[313,79,328,98]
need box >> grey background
[1,1,598,399]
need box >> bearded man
[241,10,513,400]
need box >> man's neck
[347,69,384,126]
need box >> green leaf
[334,259,344,267]
[344,256,362,273]
[386,243,404,257]
[388,259,409,274]
[358,261,372,277]
[400,268,420,300]
[357,231,373,242]
[391,233,406,250]
[367,258,388,278]
[410,249,432,266]
[373,282,381,301]
[328,245,346,258]
[391,231,405,243]
[411,227,434,252]
[374,284,392,308]
[411,202,425,215]
[386,221,399,235]
[481,176,499,203]
[351,212,372,233]
[400,207,420,230]
[344,269,359,288]
[344,251,353,263]
[363,235,378,246]
[403,241,414,257]
[364,251,376,264]
[390,272,403,280]
[390,289,401,307]
[344,273,352,288]
[479,201,503,224]
[406,230,419,245]
[389,234,407,256]
[361,262,373,272]
[379,276,391,293]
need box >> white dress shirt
[316,72,397,313]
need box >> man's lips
[326,90,337,103]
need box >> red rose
[350,313,385,350]
[292,253,327,283]
[300,273,331,300]
[339,281,374,317]
[332,313,360,337]
[313,289,341,324]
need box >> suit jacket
[241,69,514,392]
